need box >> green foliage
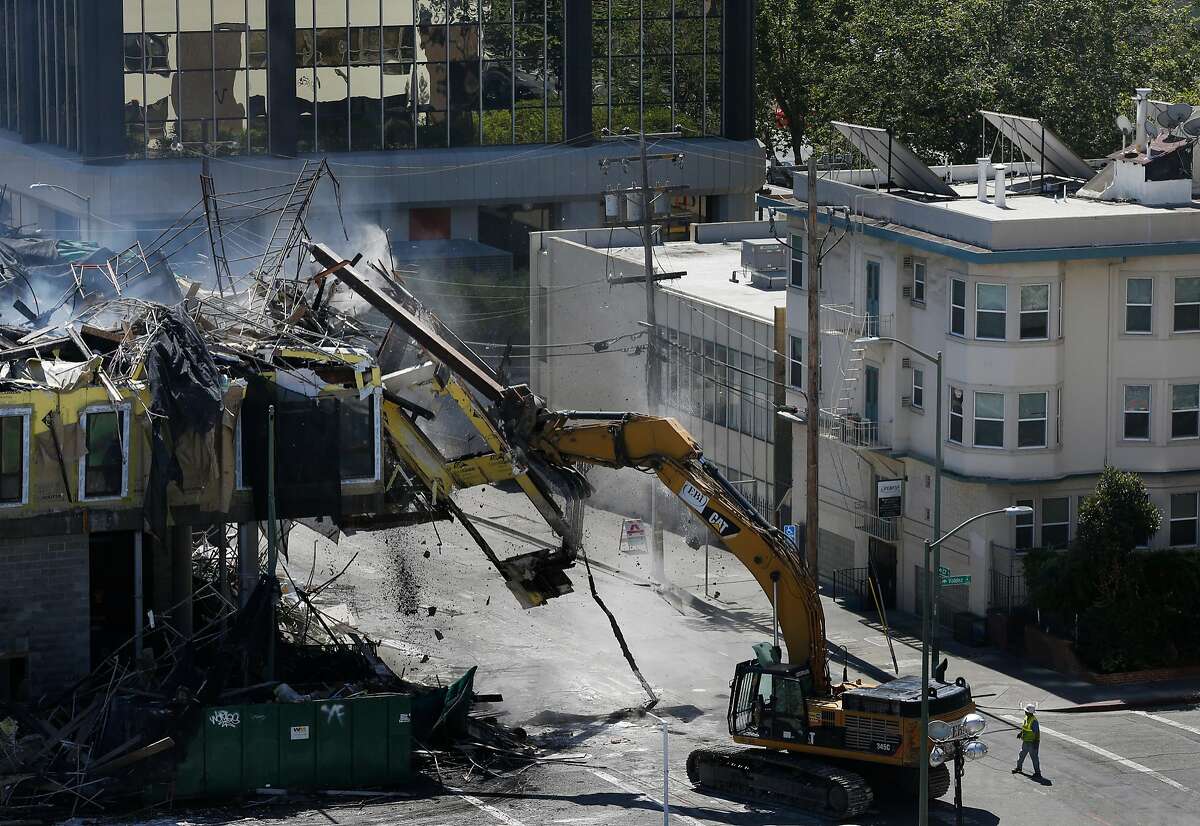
[1023,467,1199,673]
[758,0,1200,162]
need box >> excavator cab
[728,660,813,745]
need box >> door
[89,532,136,669]
[864,365,879,444]
[868,538,898,610]
[866,260,881,336]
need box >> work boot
[1032,773,1044,781]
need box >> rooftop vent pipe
[1135,87,1152,150]
[976,157,991,203]
[994,164,1007,208]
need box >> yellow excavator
[309,243,977,819]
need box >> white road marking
[587,769,704,826]
[1131,710,1200,738]
[447,788,528,826]
[1001,714,1193,794]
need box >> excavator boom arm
[534,414,831,696]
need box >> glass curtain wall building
[0,0,20,133]
[592,0,722,136]
[292,0,564,153]
[113,1,726,159]
[122,1,270,159]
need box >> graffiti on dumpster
[209,709,240,728]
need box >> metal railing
[819,304,894,339]
[819,410,893,450]
[856,508,900,542]
[833,566,870,609]
[989,541,1028,612]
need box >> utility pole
[638,107,665,583]
[772,305,792,529]
[805,154,821,577]
[596,0,684,583]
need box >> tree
[1024,467,1177,673]
[757,0,1200,163]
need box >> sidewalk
[462,486,1200,713]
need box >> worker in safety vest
[1012,703,1043,780]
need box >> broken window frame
[0,407,31,507]
[78,403,131,501]
[340,388,382,485]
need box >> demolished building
[0,165,603,812]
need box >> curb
[1040,693,1200,714]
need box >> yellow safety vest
[1020,715,1038,743]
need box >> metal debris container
[174,694,412,798]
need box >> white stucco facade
[774,172,1200,622]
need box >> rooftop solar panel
[831,121,957,198]
[980,111,1094,180]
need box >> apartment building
[528,221,789,524]
[766,109,1200,623]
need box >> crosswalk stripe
[587,769,705,826]
[447,788,529,826]
[1131,710,1200,739]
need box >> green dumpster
[174,694,412,798]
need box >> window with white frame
[340,393,380,482]
[1014,499,1035,550]
[0,408,30,505]
[949,386,964,443]
[913,261,926,303]
[1170,492,1198,547]
[1123,385,1151,440]
[1020,284,1049,340]
[950,278,966,336]
[1125,277,1153,333]
[945,388,964,444]
[973,391,1004,447]
[976,283,1007,340]
[80,406,129,500]
[790,336,803,388]
[1042,497,1070,548]
[1018,392,1047,447]
[1172,383,1199,439]
[912,368,924,409]
[790,235,804,288]
[1175,276,1200,332]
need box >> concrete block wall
[0,533,90,696]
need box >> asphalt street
[119,486,1200,825]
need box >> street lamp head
[1004,505,1034,516]
[928,719,952,741]
[929,744,947,767]
[961,712,987,736]
[29,183,49,190]
[853,336,880,345]
[963,740,989,761]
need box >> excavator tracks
[686,745,874,819]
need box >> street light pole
[29,182,92,241]
[918,506,1030,825]
[931,350,944,670]
[854,336,945,664]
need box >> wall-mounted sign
[877,479,903,519]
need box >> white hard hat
[1024,703,1037,714]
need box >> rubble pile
[0,168,551,818]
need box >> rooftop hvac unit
[750,270,790,291]
[741,238,787,272]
